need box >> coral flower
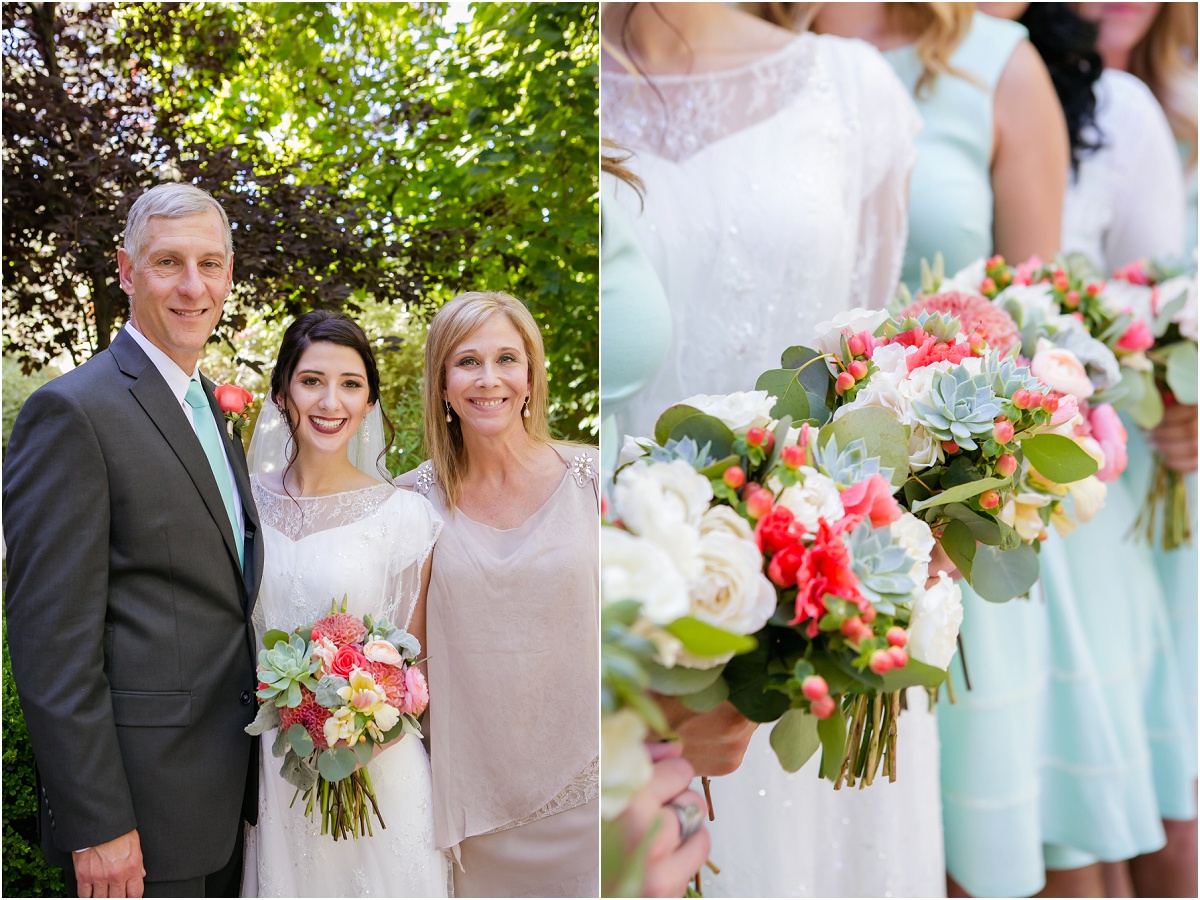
[787,518,865,637]
[900,291,1022,355]
[839,474,903,527]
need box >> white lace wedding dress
[603,33,946,898]
[241,478,450,898]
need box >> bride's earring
[360,416,371,443]
[523,396,531,419]
[445,400,453,424]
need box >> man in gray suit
[4,183,263,897]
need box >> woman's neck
[458,427,549,488]
[286,447,375,496]
[602,2,795,76]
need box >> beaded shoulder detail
[567,449,598,489]
[412,460,436,497]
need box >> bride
[241,310,449,897]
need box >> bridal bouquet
[246,597,427,840]
[608,393,963,788]
[805,292,1101,603]
[935,252,1193,547]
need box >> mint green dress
[600,185,671,481]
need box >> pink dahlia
[279,686,332,749]
[363,659,408,710]
[309,613,368,648]
[900,291,1022,355]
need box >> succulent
[913,365,1003,450]
[257,633,323,708]
[984,354,1042,399]
[847,519,918,613]
[648,436,715,470]
[813,434,895,489]
[881,311,962,344]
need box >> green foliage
[2,356,60,456]
[3,617,67,897]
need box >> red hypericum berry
[861,604,877,624]
[1041,395,1059,414]
[801,675,830,701]
[979,489,1000,510]
[1064,290,1080,309]
[600,495,608,520]
[980,276,997,294]
[1012,389,1032,410]
[993,420,1015,444]
[723,466,746,490]
[1037,529,1049,542]
[869,650,894,674]
[746,426,767,448]
[1086,281,1103,297]
[886,626,908,648]
[942,439,960,454]
[888,646,909,668]
[1027,391,1044,409]
[969,332,986,352]
[847,334,867,357]
[811,694,837,719]
[1053,270,1069,291]
[987,254,1005,269]
[995,454,1018,477]
[836,372,856,395]
[745,489,774,520]
[840,616,865,639]
[848,360,869,381]
[761,430,776,454]
[782,444,806,469]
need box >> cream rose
[601,528,690,625]
[690,530,776,639]
[677,390,776,431]
[612,460,711,580]
[1031,338,1093,399]
[600,708,653,820]
[699,504,755,541]
[891,512,936,584]
[776,468,844,535]
[812,308,891,359]
[362,640,403,667]
[906,571,964,670]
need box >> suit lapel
[111,333,244,577]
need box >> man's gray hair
[122,183,232,266]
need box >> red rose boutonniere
[213,383,255,436]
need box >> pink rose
[400,666,429,716]
[329,645,368,679]
[213,383,254,415]
[1115,319,1154,352]
[839,474,902,528]
[1088,403,1128,481]
[1048,392,1079,426]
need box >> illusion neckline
[249,474,392,500]
[601,33,812,83]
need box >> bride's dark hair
[271,310,396,483]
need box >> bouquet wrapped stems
[835,691,901,790]
[1133,456,1192,551]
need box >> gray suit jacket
[3,328,263,881]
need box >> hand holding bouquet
[246,596,428,840]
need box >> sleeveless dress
[1039,67,1194,873]
[603,33,931,898]
[242,478,450,898]
[412,446,600,898]
[883,16,1060,897]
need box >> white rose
[1165,276,1197,342]
[869,342,912,379]
[906,571,963,670]
[1103,280,1155,324]
[689,530,776,640]
[601,528,691,625]
[600,709,653,819]
[941,258,988,295]
[812,308,891,359]
[699,504,755,541]
[677,390,776,431]
[834,369,909,424]
[996,282,1058,321]
[907,423,943,469]
[618,433,653,468]
[612,460,711,580]
[1031,338,1094,399]
[891,512,935,584]
[776,468,844,535]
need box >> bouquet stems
[1132,455,1193,551]
[303,767,387,841]
[835,692,900,790]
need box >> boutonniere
[213,383,255,436]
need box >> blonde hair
[1127,2,1198,166]
[747,2,975,97]
[422,291,551,510]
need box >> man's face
[117,211,232,373]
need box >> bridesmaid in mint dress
[806,6,1069,896]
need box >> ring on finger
[670,800,704,844]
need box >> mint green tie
[185,379,243,568]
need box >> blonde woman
[399,291,599,897]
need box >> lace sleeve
[382,490,443,631]
[836,38,922,309]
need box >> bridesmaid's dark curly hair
[1019,3,1105,174]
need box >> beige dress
[411,445,600,897]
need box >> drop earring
[523,396,531,418]
[360,416,371,443]
[445,400,453,424]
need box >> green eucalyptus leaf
[645,660,725,697]
[665,616,757,658]
[822,407,910,488]
[942,502,1009,547]
[667,415,736,461]
[770,707,821,773]
[678,674,730,714]
[1165,342,1198,404]
[723,642,792,723]
[970,543,1040,603]
[654,404,705,446]
[262,629,290,650]
[910,476,1010,512]
[286,722,314,757]
[353,739,375,765]
[879,658,948,690]
[779,346,833,396]
[317,747,358,783]
[817,704,849,781]
[1021,433,1099,484]
[756,369,811,422]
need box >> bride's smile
[282,342,374,454]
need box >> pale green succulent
[256,633,322,708]
[648,436,715,470]
[814,435,895,489]
[881,311,962,344]
[913,365,1003,450]
[984,354,1042,399]
[847,520,918,613]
